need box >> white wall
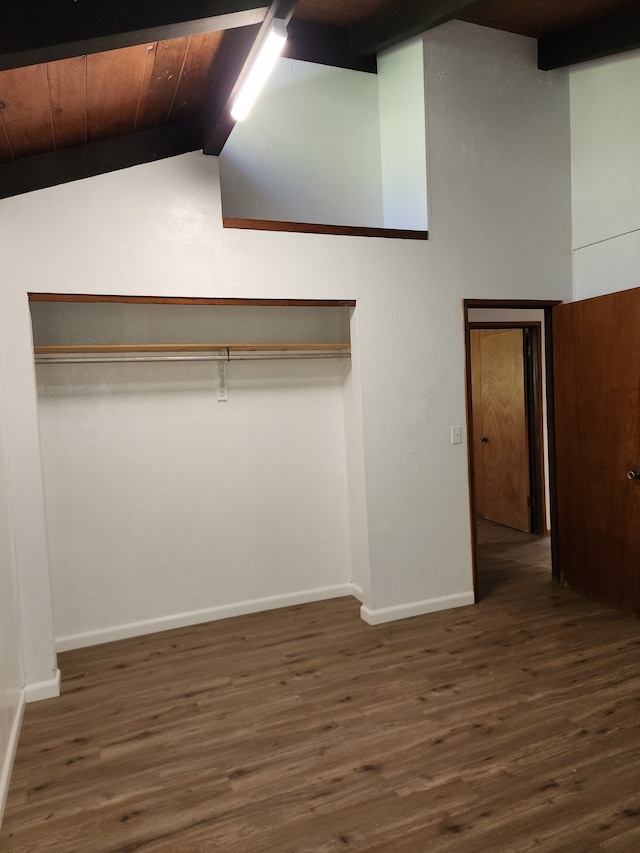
[378,38,428,230]
[37,359,352,648]
[0,289,58,702]
[0,360,25,824]
[0,19,572,697]
[220,40,430,232]
[571,49,640,300]
[423,23,571,293]
[219,59,384,227]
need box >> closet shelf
[33,343,351,355]
[33,342,352,365]
[34,343,351,354]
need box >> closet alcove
[29,295,359,651]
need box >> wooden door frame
[463,299,562,599]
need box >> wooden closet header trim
[28,294,356,308]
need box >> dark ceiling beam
[284,20,376,74]
[350,0,485,56]
[0,1,268,72]
[202,0,298,156]
[0,120,202,200]
[538,6,640,70]
[201,27,261,156]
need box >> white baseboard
[350,582,364,603]
[360,591,475,625]
[25,669,61,703]
[0,690,25,828]
[56,584,356,652]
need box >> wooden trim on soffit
[464,299,562,310]
[223,218,428,240]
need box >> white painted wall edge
[0,690,25,828]
[360,591,475,625]
[25,669,61,703]
[56,585,361,652]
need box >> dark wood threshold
[223,217,428,241]
[28,293,356,308]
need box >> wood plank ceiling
[1,0,639,199]
[0,34,224,163]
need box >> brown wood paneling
[169,31,223,123]
[553,287,640,617]
[48,55,86,149]
[133,42,157,132]
[0,113,12,162]
[86,45,149,142]
[135,38,190,131]
[0,64,54,157]
[480,329,530,533]
[224,217,429,240]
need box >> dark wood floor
[3,523,640,852]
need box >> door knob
[627,470,640,480]
[480,436,489,444]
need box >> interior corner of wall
[24,668,61,703]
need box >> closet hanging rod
[34,352,351,365]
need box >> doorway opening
[464,300,561,600]
[469,324,545,535]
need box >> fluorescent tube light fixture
[230,19,288,121]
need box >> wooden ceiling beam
[350,0,486,56]
[0,119,201,200]
[0,0,268,72]
[285,20,377,74]
[538,6,640,70]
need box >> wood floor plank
[3,521,640,850]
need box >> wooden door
[553,288,640,616]
[472,329,531,533]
